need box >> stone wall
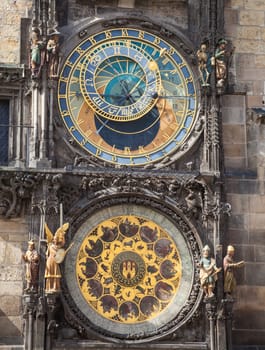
[0,218,28,345]
[224,0,265,346]
[0,0,31,64]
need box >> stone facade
[0,0,264,349]
[224,1,265,346]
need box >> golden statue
[22,240,39,292]
[44,222,70,293]
[223,245,244,296]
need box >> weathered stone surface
[224,8,239,24]
[223,143,246,157]
[249,213,265,230]
[236,286,265,311]
[226,228,249,244]
[222,107,246,124]
[229,0,245,8]
[226,179,260,194]
[0,316,22,337]
[226,194,249,213]
[245,0,265,11]
[233,329,265,346]
[224,157,247,169]
[222,124,246,143]
[239,10,265,26]
[237,26,262,40]
[255,245,265,262]
[0,282,23,297]
[0,0,32,64]
[5,243,23,266]
[228,213,249,230]
[0,241,6,265]
[249,230,265,246]
[0,296,21,317]
[231,244,255,262]
[245,263,265,285]
[249,195,265,213]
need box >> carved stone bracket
[0,172,41,218]
[0,65,25,83]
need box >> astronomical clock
[58,27,200,167]
[54,24,205,346]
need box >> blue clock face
[58,28,199,166]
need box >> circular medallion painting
[76,215,181,323]
[64,204,200,341]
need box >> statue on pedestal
[22,240,39,292]
[46,31,60,79]
[199,245,221,299]
[197,41,211,86]
[223,245,244,296]
[44,222,69,293]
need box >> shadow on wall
[0,309,23,346]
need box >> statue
[199,245,221,298]
[30,30,45,78]
[197,41,211,86]
[46,31,60,78]
[214,38,228,87]
[22,240,39,292]
[223,245,244,296]
[44,222,70,293]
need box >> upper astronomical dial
[58,28,198,166]
[80,41,161,121]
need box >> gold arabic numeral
[84,129,93,137]
[162,131,170,140]
[145,154,152,162]
[138,31,144,39]
[124,147,131,155]
[162,57,169,65]
[90,37,97,45]
[167,48,174,56]
[122,28,129,37]
[111,145,117,162]
[70,76,79,84]
[130,157,135,165]
[186,76,193,84]
[81,139,86,146]
[76,47,85,55]
[138,146,145,153]
[96,148,102,157]
[77,118,85,126]
[61,110,69,117]
[154,37,160,45]
[60,76,68,83]
[76,62,83,70]
[70,126,76,132]
[105,30,112,39]
[66,60,74,67]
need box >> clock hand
[127,74,146,96]
[119,79,136,104]
[150,92,195,99]
[96,118,109,134]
